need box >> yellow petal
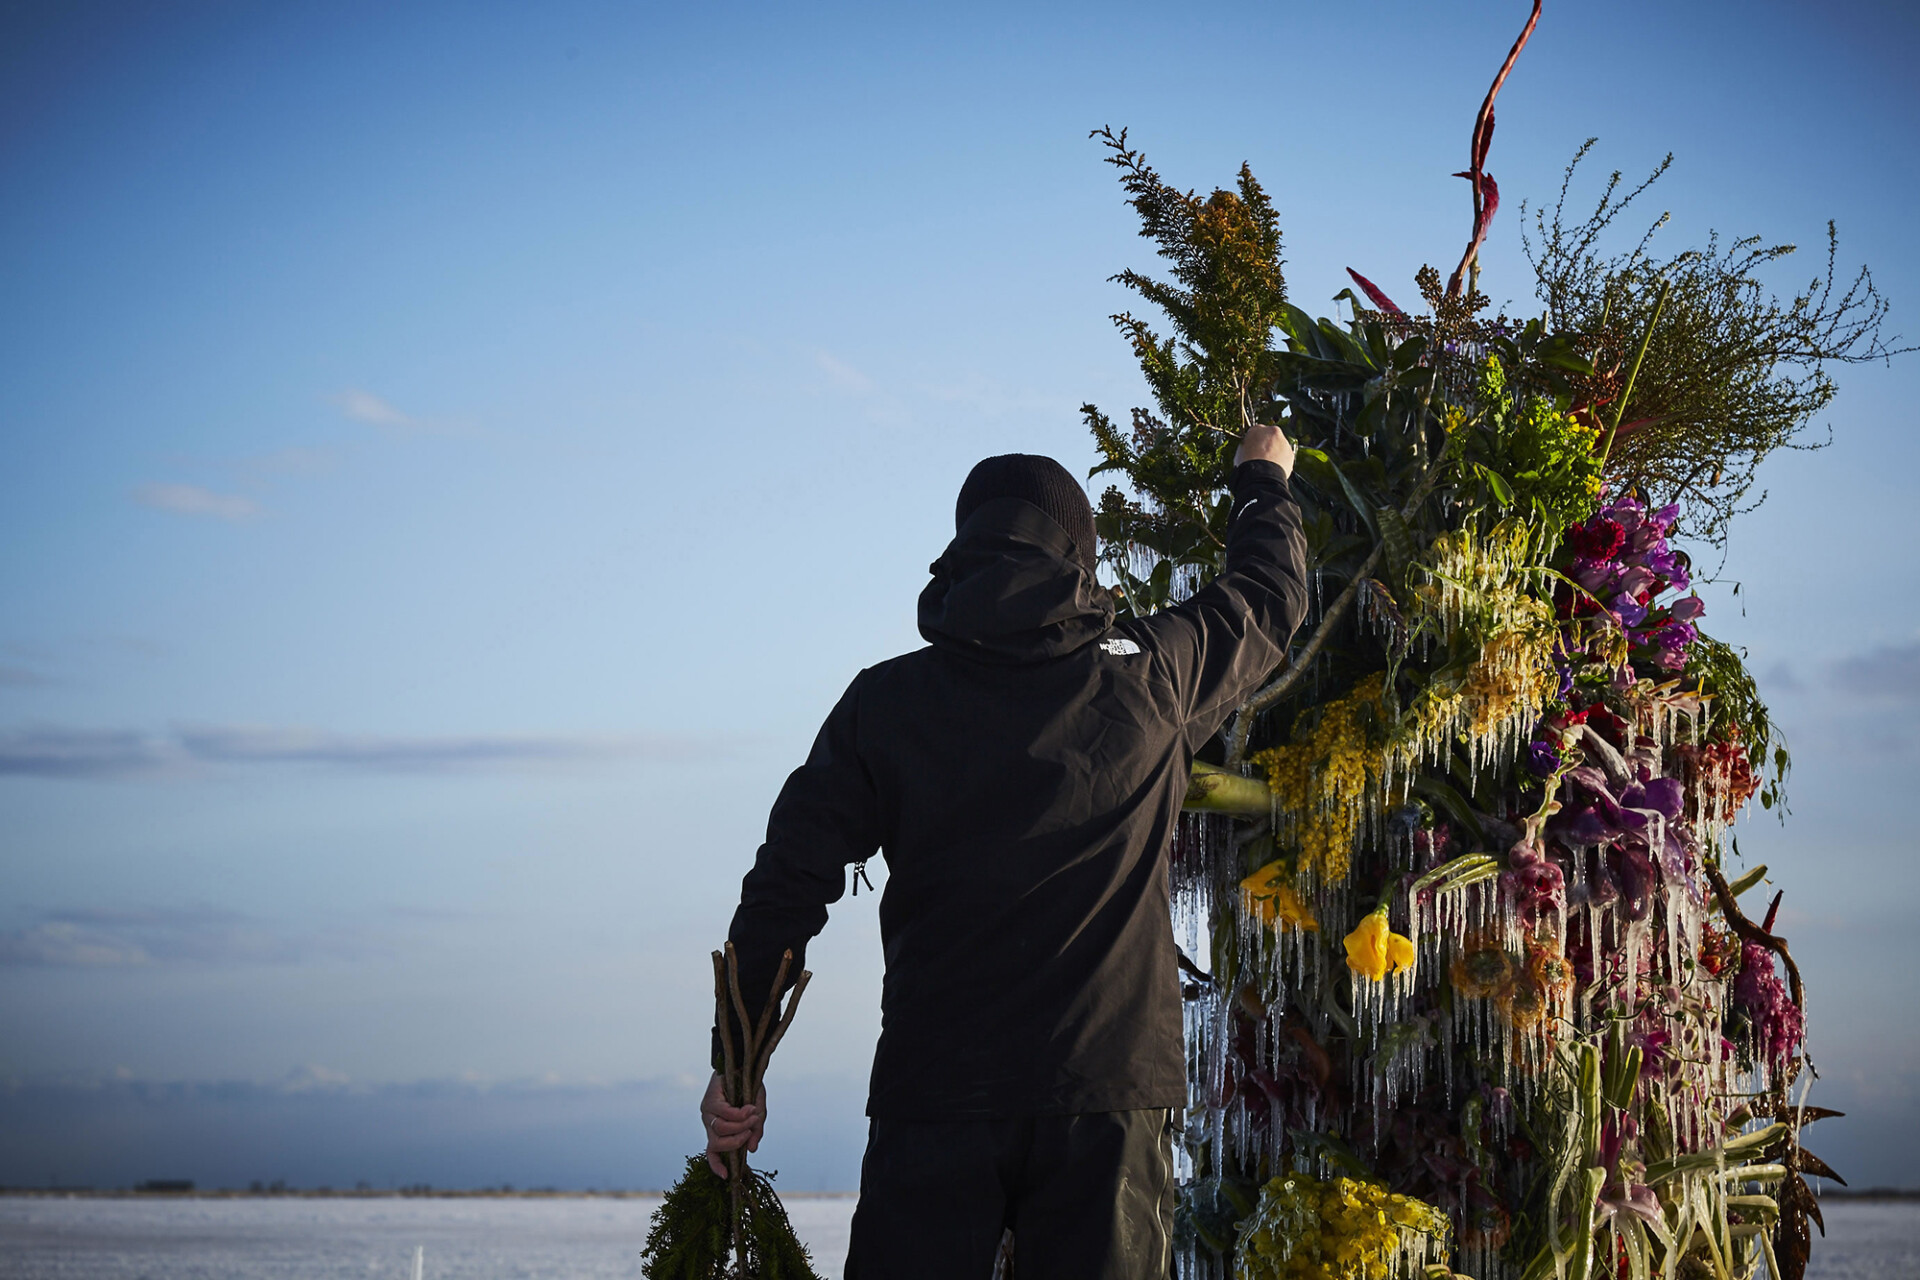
[1239,860,1285,896]
[1343,913,1392,980]
[1386,932,1417,976]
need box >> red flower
[1567,517,1627,561]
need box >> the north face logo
[1098,637,1142,656]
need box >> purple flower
[1652,621,1698,651]
[1612,595,1648,628]
[1629,1024,1673,1074]
[1525,739,1562,777]
[1732,942,1806,1068]
[1669,595,1706,622]
[1559,804,1618,846]
[1607,844,1656,921]
[1574,557,1621,594]
[1621,776,1685,820]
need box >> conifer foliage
[641,946,821,1280]
[641,1156,818,1280]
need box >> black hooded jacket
[722,459,1308,1118]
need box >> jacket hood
[917,496,1115,664]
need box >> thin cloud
[1832,639,1920,701]
[335,388,415,429]
[241,446,335,477]
[0,906,375,968]
[814,351,874,395]
[0,723,715,779]
[176,725,673,772]
[134,483,260,521]
[0,727,179,778]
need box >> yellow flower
[1240,861,1320,932]
[1252,674,1392,885]
[1343,904,1416,982]
[1234,1172,1451,1280]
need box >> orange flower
[1526,943,1574,997]
[1499,977,1548,1029]
[1343,904,1416,981]
[1450,942,1517,999]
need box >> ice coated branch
[1185,761,1275,816]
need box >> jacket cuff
[1230,458,1295,499]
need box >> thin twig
[711,950,739,1106]
[712,949,748,1264]
[1704,862,1804,1012]
[749,949,794,1063]
[751,970,813,1092]
[723,942,757,1074]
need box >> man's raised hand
[1234,422,1296,477]
[701,1070,765,1178]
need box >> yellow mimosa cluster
[1235,1171,1451,1280]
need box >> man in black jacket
[703,426,1305,1278]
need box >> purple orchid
[1611,595,1649,628]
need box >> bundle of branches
[1083,4,1891,1277]
[641,945,821,1280]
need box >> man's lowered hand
[701,1071,765,1178]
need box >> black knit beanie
[955,454,1098,575]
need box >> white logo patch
[1098,637,1143,656]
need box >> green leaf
[1317,316,1376,369]
[1716,863,1769,909]
[1333,462,1380,541]
[1408,853,1502,898]
[1291,446,1340,496]
[1410,775,1486,846]
[1375,504,1418,587]
[1391,334,1430,372]
[1476,463,1515,506]
[1535,342,1599,378]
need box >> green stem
[1184,761,1274,816]
[1600,278,1673,468]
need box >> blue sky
[2,0,1917,1191]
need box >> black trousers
[843,1109,1173,1280]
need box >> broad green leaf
[1375,504,1418,587]
[1333,463,1380,541]
[1476,463,1515,505]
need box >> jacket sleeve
[713,676,881,1071]
[1135,459,1311,747]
